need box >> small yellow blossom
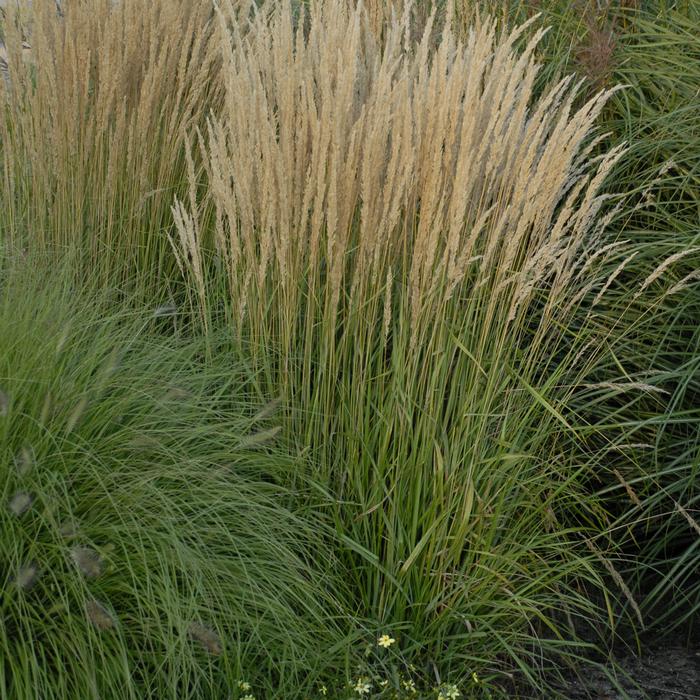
[353,677,372,695]
[320,685,327,696]
[238,681,251,691]
[402,678,416,693]
[438,684,460,699]
[471,671,480,684]
[241,695,255,700]
[379,679,389,688]
[377,634,396,648]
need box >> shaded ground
[559,639,700,699]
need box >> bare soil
[558,638,700,699]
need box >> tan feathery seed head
[14,445,35,477]
[172,0,621,348]
[8,491,34,517]
[0,0,223,280]
[252,396,284,423]
[576,22,617,91]
[636,248,700,299]
[15,561,42,591]
[70,546,104,579]
[188,621,223,656]
[239,426,282,449]
[168,0,626,488]
[58,521,79,539]
[86,599,116,631]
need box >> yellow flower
[353,677,372,695]
[320,685,328,696]
[377,634,396,648]
[402,678,416,693]
[439,684,460,699]
[239,681,251,691]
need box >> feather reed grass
[2,0,697,694]
[171,0,641,689]
[0,0,222,282]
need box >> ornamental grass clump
[0,259,351,700]
[171,0,641,688]
[561,1,700,635]
[0,0,222,282]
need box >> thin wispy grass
[0,257,355,699]
[565,0,700,634]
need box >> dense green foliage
[0,1,698,698]
[0,261,356,698]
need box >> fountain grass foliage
[0,0,698,698]
[0,259,361,699]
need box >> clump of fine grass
[564,1,700,634]
[449,0,700,651]
[0,257,353,700]
[0,0,222,283]
[170,0,646,693]
[489,0,700,638]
